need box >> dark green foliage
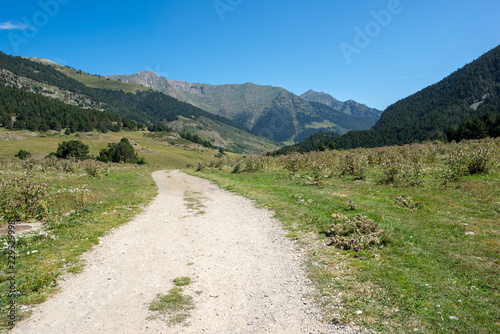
[149,124,173,132]
[53,140,90,160]
[180,132,213,148]
[0,85,139,133]
[14,149,31,160]
[446,112,500,141]
[277,45,500,154]
[98,138,146,164]
[252,106,296,142]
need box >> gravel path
[12,170,354,334]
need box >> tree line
[0,85,140,133]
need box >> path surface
[13,171,352,334]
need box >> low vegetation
[192,138,500,333]
[148,277,194,325]
[0,156,157,330]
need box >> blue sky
[1,0,499,110]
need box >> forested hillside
[276,45,500,154]
[0,52,247,130]
[0,52,277,153]
[0,85,138,133]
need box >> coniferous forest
[0,85,139,133]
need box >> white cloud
[0,21,34,31]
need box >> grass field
[0,128,223,168]
[190,138,500,333]
[0,157,158,330]
[1,128,498,333]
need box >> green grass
[173,277,191,287]
[148,278,194,325]
[190,139,500,333]
[0,128,222,168]
[0,158,158,330]
[53,65,149,93]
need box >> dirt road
[13,170,353,333]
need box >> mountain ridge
[0,52,278,153]
[107,72,381,142]
[300,89,383,119]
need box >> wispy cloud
[0,21,35,31]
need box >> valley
[0,43,499,334]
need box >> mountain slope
[108,72,381,142]
[300,90,383,119]
[276,45,500,153]
[0,52,278,153]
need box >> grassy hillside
[192,138,500,333]
[53,65,149,93]
[0,128,224,168]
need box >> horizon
[1,0,500,110]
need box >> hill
[108,72,380,142]
[0,52,278,153]
[300,89,383,119]
[277,45,500,153]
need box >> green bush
[98,138,146,164]
[0,177,49,222]
[52,140,89,160]
[15,149,31,160]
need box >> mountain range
[0,52,278,153]
[107,72,382,142]
[2,44,498,156]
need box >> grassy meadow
[191,138,500,333]
[0,128,224,168]
[1,127,499,333]
[0,157,157,330]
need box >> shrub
[98,138,145,164]
[340,153,367,180]
[83,160,103,177]
[243,155,265,173]
[443,144,497,183]
[0,177,49,222]
[15,149,31,160]
[466,145,495,174]
[52,140,90,160]
[381,162,423,187]
[394,195,421,211]
[284,155,304,174]
[327,214,385,250]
